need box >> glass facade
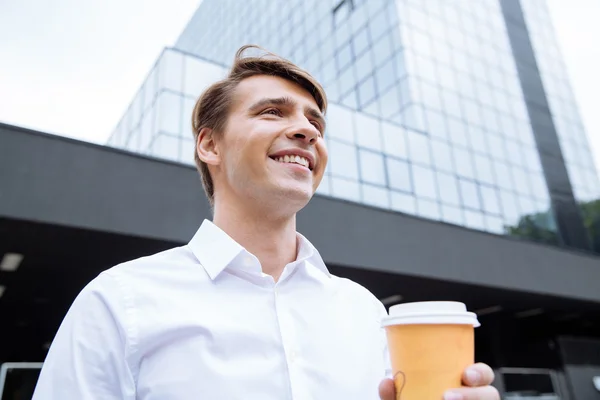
[521,0,600,250]
[108,48,227,164]
[108,0,600,252]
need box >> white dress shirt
[33,219,391,399]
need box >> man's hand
[378,363,500,400]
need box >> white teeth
[273,155,310,169]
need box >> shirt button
[289,351,297,363]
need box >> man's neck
[212,199,298,282]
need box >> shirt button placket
[273,285,298,399]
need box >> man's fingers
[378,378,395,400]
[444,385,500,400]
[462,363,495,386]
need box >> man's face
[213,75,328,211]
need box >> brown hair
[191,44,328,206]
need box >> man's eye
[263,108,281,116]
[310,121,323,134]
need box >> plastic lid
[382,301,480,327]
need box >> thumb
[378,378,396,400]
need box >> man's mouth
[270,155,312,170]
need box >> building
[1,0,600,398]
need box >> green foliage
[504,198,600,253]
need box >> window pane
[485,215,505,234]
[381,121,408,158]
[183,56,226,96]
[355,113,382,150]
[464,210,486,230]
[315,174,331,195]
[459,179,481,210]
[407,130,431,166]
[499,190,521,225]
[441,204,464,226]
[329,140,359,180]
[473,154,495,185]
[362,184,390,208]
[181,97,195,138]
[180,139,195,166]
[436,172,460,206]
[331,177,361,202]
[358,76,377,108]
[359,149,386,185]
[160,50,184,92]
[387,157,412,192]
[150,134,180,162]
[326,104,356,144]
[480,185,501,215]
[390,191,416,214]
[157,91,182,135]
[417,198,441,220]
[412,165,438,199]
[453,147,475,179]
[430,139,454,172]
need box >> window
[331,177,361,202]
[387,158,412,192]
[329,140,359,180]
[390,191,416,214]
[332,0,355,27]
[412,165,438,199]
[359,149,386,185]
[362,184,390,208]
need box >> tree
[504,198,600,254]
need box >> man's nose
[287,123,319,144]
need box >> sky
[0,0,598,173]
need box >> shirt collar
[188,219,330,280]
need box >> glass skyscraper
[108,0,600,254]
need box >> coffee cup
[381,301,480,399]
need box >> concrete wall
[2,123,600,303]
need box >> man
[33,45,499,399]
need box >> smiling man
[33,45,499,400]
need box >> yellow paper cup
[382,302,480,400]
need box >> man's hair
[191,44,328,206]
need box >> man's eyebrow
[248,96,326,131]
[248,96,296,112]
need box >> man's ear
[196,127,220,166]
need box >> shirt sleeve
[32,271,136,400]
